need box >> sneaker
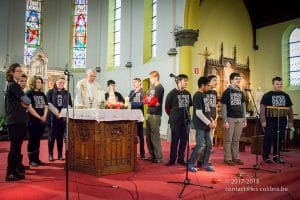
[49,155,54,162]
[29,161,38,167]
[263,156,273,163]
[264,158,273,163]
[233,159,244,165]
[141,155,147,160]
[202,164,215,172]
[58,157,65,161]
[224,160,235,166]
[273,156,285,164]
[152,159,162,163]
[188,164,197,172]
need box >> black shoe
[197,161,203,168]
[165,161,175,166]
[37,160,45,165]
[6,173,25,182]
[273,156,285,164]
[49,155,54,162]
[177,160,187,166]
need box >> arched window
[113,0,122,66]
[72,0,88,69]
[151,0,157,58]
[289,28,300,86]
[24,0,42,65]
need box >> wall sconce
[167,48,178,56]
[125,62,132,68]
[95,67,101,73]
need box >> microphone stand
[65,72,73,200]
[167,76,213,198]
[239,89,277,177]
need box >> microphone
[245,88,252,92]
[169,73,178,78]
[64,69,73,76]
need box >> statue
[254,86,264,115]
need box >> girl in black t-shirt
[26,76,48,167]
[47,76,72,162]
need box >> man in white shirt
[74,69,105,108]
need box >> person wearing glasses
[221,72,247,166]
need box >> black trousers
[6,124,26,174]
[263,120,286,158]
[136,122,145,157]
[169,123,188,163]
[27,123,45,153]
[48,117,66,157]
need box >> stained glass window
[151,0,157,58]
[24,0,42,65]
[289,28,300,86]
[113,0,121,66]
[72,0,88,69]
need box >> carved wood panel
[69,119,137,176]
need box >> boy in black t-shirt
[144,71,164,163]
[165,74,192,166]
[221,72,247,166]
[260,77,294,164]
[196,75,218,167]
[188,76,216,172]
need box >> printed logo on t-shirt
[33,95,46,109]
[57,94,63,107]
[133,92,141,102]
[207,93,217,108]
[204,96,211,112]
[149,88,155,97]
[230,93,242,105]
[177,95,190,108]
[272,95,286,106]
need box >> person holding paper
[46,76,73,161]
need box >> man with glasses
[221,72,247,166]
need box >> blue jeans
[189,129,212,166]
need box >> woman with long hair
[5,63,40,181]
[46,76,72,161]
[26,75,48,167]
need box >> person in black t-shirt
[4,63,40,181]
[105,79,125,104]
[260,77,294,164]
[221,72,247,166]
[188,76,216,172]
[129,78,146,159]
[165,74,192,166]
[144,71,164,163]
[26,76,48,167]
[47,76,72,162]
[196,75,219,167]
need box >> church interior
[0,0,300,199]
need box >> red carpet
[0,139,300,200]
